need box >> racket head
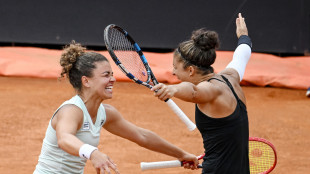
[249,137,277,174]
[104,24,155,88]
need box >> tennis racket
[140,154,204,171]
[249,137,277,174]
[104,24,196,131]
[140,137,277,173]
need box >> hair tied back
[191,29,220,51]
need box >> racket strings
[108,28,148,82]
[249,141,275,173]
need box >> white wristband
[79,144,98,159]
[226,44,251,81]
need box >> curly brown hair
[59,41,108,92]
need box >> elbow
[188,85,200,103]
[57,133,70,150]
[57,137,66,149]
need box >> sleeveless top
[33,95,107,174]
[195,75,249,174]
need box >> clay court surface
[0,76,309,174]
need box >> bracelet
[79,144,98,159]
[238,35,252,48]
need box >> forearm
[58,133,84,156]
[171,82,198,102]
[137,129,186,159]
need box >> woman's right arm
[53,105,119,174]
[53,105,85,156]
[151,81,220,104]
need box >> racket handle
[140,160,203,171]
[165,99,196,131]
[140,160,181,171]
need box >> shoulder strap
[207,77,225,83]
[220,75,240,101]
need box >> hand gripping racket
[140,137,277,173]
[140,154,204,171]
[104,24,196,131]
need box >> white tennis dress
[33,95,106,174]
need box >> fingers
[108,159,119,174]
[236,13,248,38]
[239,13,247,27]
[151,83,163,92]
[181,152,200,170]
[151,83,170,101]
[239,14,246,27]
[236,13,245,27]
[236,17,240,27]
[92,152,120,174]
[100,165,111,174]
[99,162,120,174]
[105,158,120,174]
[183,161,199,170]
[183,162,190,169]
[158,90,169,101]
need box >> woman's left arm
[224,13,252,81]
[102,104,199,168]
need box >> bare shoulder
[198,80,222,94]
[102,104,116,112]
[219,70,246,102]
[194,81,223,103]
[219,68,240,82]
[102,104,122,122]
[56,104,83,119]
[52,104,83,129]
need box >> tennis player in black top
[152,13,251,173]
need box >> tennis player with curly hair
[152,13,252,173]
[33,42,199,174]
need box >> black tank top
[195,75,249,174]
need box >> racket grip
[140,160,181,171]
[165,99,196,131]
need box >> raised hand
[236,13,248,38]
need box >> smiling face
[83,61,116,100]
